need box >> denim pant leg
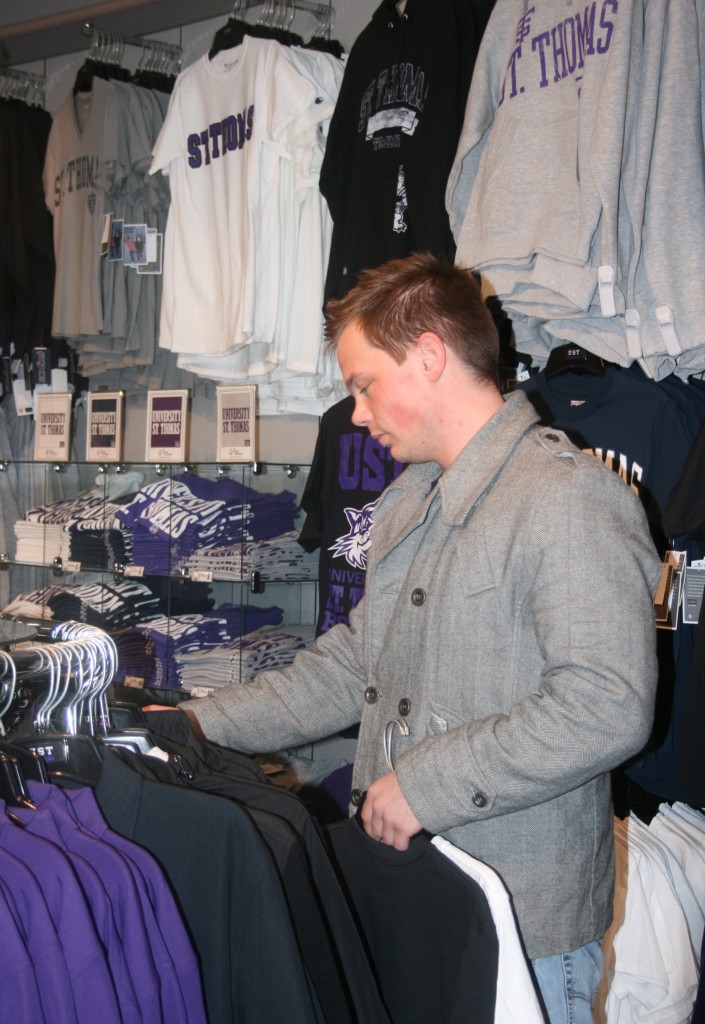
[530,941,603,1024]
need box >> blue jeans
[531,941,603,1024]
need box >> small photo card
[146,389,189,463]
[123,223,148,267]
[86,391,124,462]
[108,217,124,261]
[137,231,163,275]
[34,392,72,462]
[216,385,257,462]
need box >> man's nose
[351,396,370,427]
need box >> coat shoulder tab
[534,427,578,459]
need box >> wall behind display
[11,0,379,464]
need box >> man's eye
[359,385,368,396]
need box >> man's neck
[435,384,505,471]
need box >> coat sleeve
[185,606,367,753]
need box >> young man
[148,253,661,1022]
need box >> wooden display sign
[216,385,257,462]
[145,389,190,463]
[86,391,124,462]
[33,392,72,462]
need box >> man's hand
[361,771,423,851]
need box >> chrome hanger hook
[0,651,17,733]
[383,716,410,772]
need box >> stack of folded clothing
[2,580,162,629]
[177,622,316,690]
[15,489,135,569]
[115,473,302,574]
[184,530,318,581]
[67,516,133,571]
[112,603,284,689]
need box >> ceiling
[0,0,251,68]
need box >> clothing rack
[0,68,46,107]
[0,621,119,739]
[235,0,336,37]
[80,22,182,76]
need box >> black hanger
[0,623,167,785]
[209,17,251,59]
[131,39,179,93]
[0,95,31,110]
[73,58,107,95]
[107,700,150,730]
[131,68,177,93]
[0,739,49,784]
[73,28,132,96]
[544,343,607,379]
[276,24,304,46]
[73,57,131,95]
[3,639,104,785]
[0,750,35,809]
[304,35,345,57]
[209,15,303,57]
[7,728,105,787]
[303,5,343,57]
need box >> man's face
[337,321,430,464]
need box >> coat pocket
[428,711,449,734]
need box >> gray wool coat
[189,391,662,959]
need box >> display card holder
[86,391,124,463]
[145,389,189,463]
[216,385,257,462]
[33,392,72,462]
[654,550,687,631]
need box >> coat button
[472,792,488,808]
[364,686,379,704]
[398,697,411,716]
[545,433,560,442]
[411,588,426,606]
[351,788,363,806]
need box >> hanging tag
[101,212,112,258]
[2,357,12,396]
[146,228,158,263]
[682,563,705,625]
[655,306,681,357]
[624,309,642,359]
[31,347,50,391]
[52,368,69,393]
[598,265,617,317]
[137,231,163,276]
[12,378,33,417]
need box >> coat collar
[374,391,540,536]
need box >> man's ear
[415,332,447,382]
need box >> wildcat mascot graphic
[329,499,379,570]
